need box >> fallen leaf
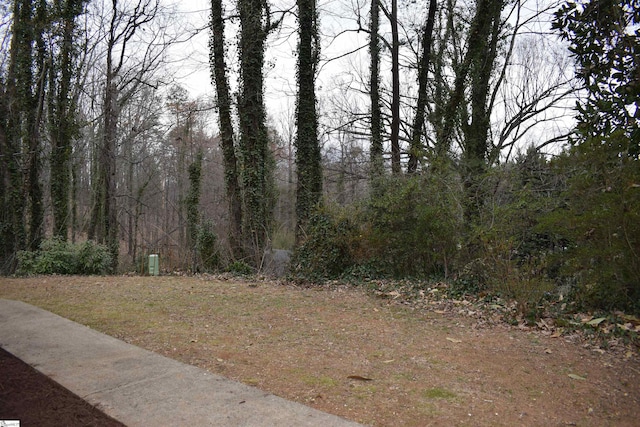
[568,373,586,381]
[446,337,462,343]
[587,317,606,326]
[348,375,373,381]
[388,290,401,299]
[382,359,395,364]
[544,348,552,354]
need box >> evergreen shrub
[292,174,464,281]
[227,260,253,275]
[16,237,112,275]
[540,133,640,313]
[197,220,221,272]
[291,206,359,281]
[457,149,566,311]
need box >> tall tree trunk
[407,0,437,174]
[23,0,48,251]
[295,0,322,240]
[238,0,272,262]
[436,0,503,166]
[103,74,119,271]
[186,150,203,271]
[4,0,34,266]
[389,0,401,174]
[0,77,16,273]
[461,0,503,222]
[71,155,78,243]
[209,0,244,260]
[431,0,456,160]
[369,0,383,185]
[50,0,85,240]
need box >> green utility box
[149,254,159,276]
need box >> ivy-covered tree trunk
[209,0,244,260]
[461,0,503,222]
[431,0,457,161]
[238,0,273,262]
[295,0,322,240]
[103,77,119,271]
[0,78,16,273]
[407,0,437,174]
[3,0,34,268]
[186,150,203,271]
[389,0,401,174]
[369,0,383,185]
[49,0,86,240]
[24,0,48,252]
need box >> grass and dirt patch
[0,275,638,426]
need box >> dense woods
[1,0,638,313]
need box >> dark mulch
[0,347,125,427]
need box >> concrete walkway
[0,299,362,426]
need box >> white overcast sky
[165,0,574,155]
[168,0,372,128]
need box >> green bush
[456,149,567,311]
[16,237,112,275]
[76,240,113,274]
[292,173,464,282]
[540,133,640,313]
[363,174,463,278]
[291,206,359,281]
[197,220,221,272]
[227,260,253,275]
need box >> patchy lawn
[0,275,638,426]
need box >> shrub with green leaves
[363,174,463,278]
[292,173,464,281]
[540,133,640,313]
[455,148,567,311]
[75,240,113,274]
[16,237,112,275]
[197,220,221,272]
[227,260,253,275]
[291,206,359,281]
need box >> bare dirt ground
[0,275,638,426]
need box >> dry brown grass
[1,275,639,426]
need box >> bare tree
[88,0,169,271]
[380,0,401,174]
